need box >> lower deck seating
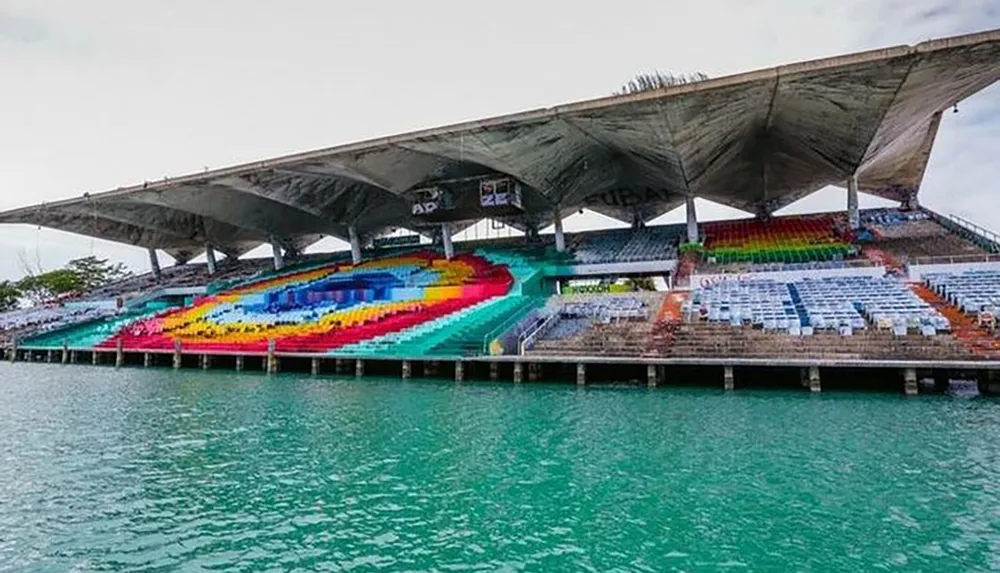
[0,304,118,347]
[925,269,1000,315]
[687,276,948,335]
[528,293,665,356]
[660,322,978,361]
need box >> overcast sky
[0,0,998,279]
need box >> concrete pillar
[489,362,498,381]
[69,350,76,364]
[441,223,454,260]
[513,362,523,383]
[455,360,464,382]
[271,241,284,271]
[576,363,586,386]
[115,340,124,368]
[724,366,735,391]
[528,363,540,382]
[266,338,277,375]
[847,175,860,230]
[311,357,320,376]
[335,358,345,374]
[8,344,16,363]
[349,226,362,265]
[148,248,162,280]
[143,352,152,368]
[355,359,364,378]
[205,245,217,276]
[402,360,411,380]
[235,355,244,372]
[45,350,53,363]
[92,351,99,366]
[61,345,69,365]
[809,366,821,393]
[647,364,658,387]
[553,211,566,253]
[904,368,918,396]
[173,340,182,370]
[686,195,699,243]
[200,354,210,370]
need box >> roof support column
[349,225,362,265]
[686,196,699,244]
[148,248,162,280]
[553,211,565,253]
[271,239,284,271]
[205,245,217,276]
[847,175,860,230]
[441,223,454,260]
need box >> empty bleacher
[699,214,853,269]
[925,269,1000,315]
[860,208,988,263]
[571,225,682,264]
[688,276,948,335]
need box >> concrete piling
[355,359,364,378]
[513,362,523,383]
[724,366,735,391]
[576,363,586,386]
[647,364,658,387]
[402,360,411,380]
[173,340,182,370]
[904,368,918,396]
[455,360,464,382]
[311,357,320,376]
[235,355,244,372]
[809,366,821,393]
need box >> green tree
[15,256,133,304]
[0,281,20,312]
[65,256,132,292]
[17,269,85,304]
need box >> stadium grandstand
[3,29,1000,394]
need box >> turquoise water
[1,365,999,571]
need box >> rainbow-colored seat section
[93,250,516,355]
[702,215,852,264]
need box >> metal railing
[518,310,561,355]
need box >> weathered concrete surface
[0,31,997,258]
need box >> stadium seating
[572,225,682,264]
[860,208,988,262]
[925,269,1000,314]
[526,293,664,356]
[90,251,517,354]
[661,321,978,361]
[0,304,118,346]
[701,214,852,265]
[688,276,948,334]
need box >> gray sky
[0,0,998,279]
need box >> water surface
[1,364,999,571]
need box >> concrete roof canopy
[2,29,999,262]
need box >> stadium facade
[3,29,1000,394]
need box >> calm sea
[1,363,998,572]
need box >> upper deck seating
[925,269,1000,314]
[572,225,682,264]
[860,208,988,262]
[701,214,852,266]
